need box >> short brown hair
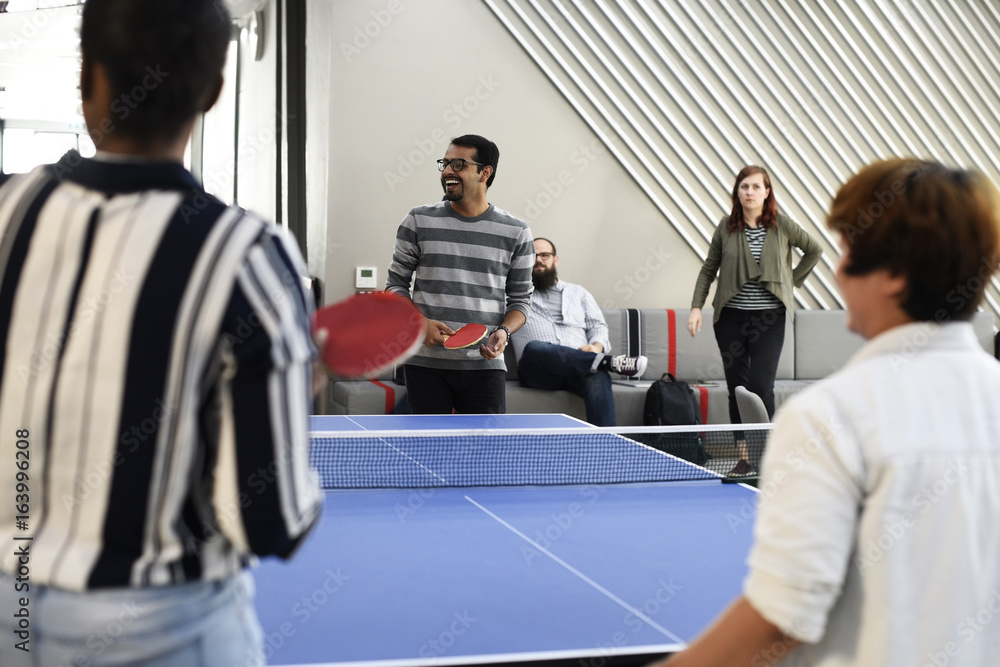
[827,158,1000,321]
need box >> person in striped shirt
[513,237,648,426]
[386,135,534,414]
[687,165,822,474]
[0,1,322,665]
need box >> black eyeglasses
[437,158,484,172]
[535,253,554,260]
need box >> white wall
[309,0,704,309]
[307,0,1000,322]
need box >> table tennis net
[308,424,771,488]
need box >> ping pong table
[253,413,761,666]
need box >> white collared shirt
[745,321,1000,665]
[512,279,610,360]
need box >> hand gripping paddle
[312,291,425,378]
[443,323,488,350]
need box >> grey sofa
[325,309,998,424]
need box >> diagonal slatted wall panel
[483,0,1000,320]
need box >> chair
[735,386,770,423]
[732,386,770,476]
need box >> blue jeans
[0,570,263,667]
[517,341,616,426]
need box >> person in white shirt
[654,158,1000,666]
[513,238,647,426]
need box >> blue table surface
[309,413,592,432]
[253,414,758,666]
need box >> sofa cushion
[793,310,866,380]
[505,385,586,420]
[794,309,996,381]
[504,379,731,425]
[328,379,405,415]
[617,308,794,382]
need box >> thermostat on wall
[355,266,377,290]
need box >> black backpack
[643,373,700,426]
[636,373,708,465]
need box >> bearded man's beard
[532,266,558,291]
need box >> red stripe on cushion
[697,385,709,425]
[666,309,677,377]
[370,380,396,414]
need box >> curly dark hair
[80,0,231,142]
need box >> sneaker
[609,354,648,378]
[727,459,757,477]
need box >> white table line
[464,494,687,646]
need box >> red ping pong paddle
[312,291,425,378]
[443,323,488,350]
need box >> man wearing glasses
[513,238,648,426]
[386,135,534,414]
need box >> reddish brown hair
[727,165,779,234]
[827,159,1000,321]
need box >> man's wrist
[493,325,512,341]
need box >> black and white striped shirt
[0,151,322,591]
[728,225,783,310]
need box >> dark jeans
[403,365,507,414]
[517,341,616,426]
[713,306,786,424]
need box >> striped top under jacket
[0,151,322,591]
[385,200,534,371]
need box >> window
[1,126,94,174]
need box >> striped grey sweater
[386,201,534,371]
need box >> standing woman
[688,166,822,436]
